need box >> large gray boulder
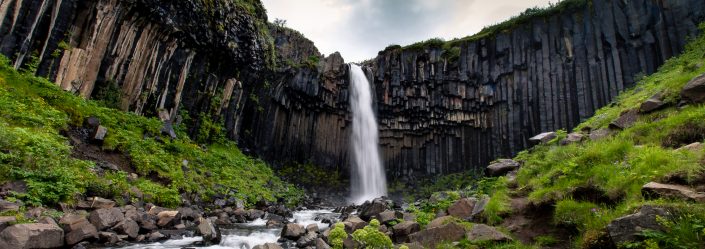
[681,73,705,103]
[359,198,388,220]
[76,197,116,210]
[392,221,421,243]
[196,217,221,244]
[447,198,476,219]
[607,206,669,245]
[60,214,98,245]
[560,133,585,145]
[609,109,639,130]
[466,224,512,242]
[113,219,140,239]
[639,93,666,113]
[0,223,64,248]
[343,216,367,233]
[529,132,557,144]
[486,159,520,177]
[641,182,705,202]
[375,210,403,225]
[409,222,466,248]
[281,223,305,240]
[89,208,125,231]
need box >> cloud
[262,0,554,62]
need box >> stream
[111,209,338,249]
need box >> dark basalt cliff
[1,0,704,181]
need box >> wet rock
[306,224,319,233]
[466,224,512,242]
[147,231,166,242]
[246,209,265,221]
[0,223,64,248]
[231,208,248,223]
[375,210,402,225]
[359,198,388,220]
[281,223,305,240]
[607,206,669,245]
[266,214,287,228]
[296,231,318,247]
[197,217,221,244]
[112,219,139,239]
[409,223,466,248]
[392,221,421,243]
[0,200,19,212]
[560,133,585,145]
[98,231,120,244]
[0,216,16,231]
[642,182,705,202]
[253,243,284,249]
[486,159,520,177]
[177,207,198,221]
[447,198,476,219]
[681,73,705,103]
[609,109,639,130]
[529,132,557,144]
[89,208,125,231]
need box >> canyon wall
[1,0,704,182]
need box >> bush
[329,222,347,249]
[351,219,393,249]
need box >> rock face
[0,223,64,249]
[0,0,703,180]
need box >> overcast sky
[262,0,554,62]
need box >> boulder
[447,198,476,219]
[641,182,705,202]
[639,95,666,113]
[607,206,669,245]
[315,238,331,249]
[63,218,98,245]
[560,133,585,145]
[427,216,455,229]
[343,216,367,233]
[112,219,139,239]
[676,142,703,152]
[375,210,402,225]
[681,73,705,103]
[79,197,116,210]
[296,231,318,247]
[409,222,466,248]
[466,224,512,242]
[161,121,177,139]
[177,207,198,221]
[98,231,120,244]
[589,128,613,141]
[196,217,221,244]
[157,210,179,227]
[529,132,557,144]
[306,223,319,233]
[89,208,124,230]
[359,198,388,220]
[147,231,166,242]
[0,223,64,248]
[91,125,108,142]
[246,209,265,221]
[486,159,520,177]
[281,223,305,240]
[392,221,421,243]
[0,200,19,212]
[84,116,101,129]
[609,109,639,130]
[253,243,284,249]
[0,216,16,231]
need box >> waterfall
[348,64,387,204]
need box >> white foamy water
[348,64,387,204]
[110,210,336,249]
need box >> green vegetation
[277,162,345,189]
[351,219,394,249]
[0,55,302,208]
[329,222,348,249]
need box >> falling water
[348,64,387,204]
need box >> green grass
[0,56,302,208]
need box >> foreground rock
[466,224,512,243]
[409,222,466,248]
[89,208,125,230]
[607,206,669,245]
[447,198,476,219]
[196,217,221,245]
[681,73,705,103]
[529,132,557,144]
[359,198,389,220]
[253,243,284,249]
[281,223,305,240]
[0,223,64,248]
[392,221,421,243]
[60,214,98,245]
[486,159,520,177]
[609,109,639,130]
[560,133,584,145]
[641,182,705,202]
[639,93,666,113]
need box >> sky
[262,0,554,62]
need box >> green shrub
[329,222,347,249]
[351,219,393,249]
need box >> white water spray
[349,64,387,204]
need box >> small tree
[274,18,287,27]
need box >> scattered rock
[0,216,16,231]
[306,224,319,233]
[589,128,613,141]
[375,210,402,225]
[281,223,305,240]
[98,231,120,244]
[409,223,466,248]
[62,216,98,245]
[91,125,108,143]
[157,211,179,227]
[466,224,512,242]
[161,121,177,139]
[343,216,367,233]
[89,208,125,231]
[147,231,166,242]
[315,238,331,249]
[560,133,585,145]
[639,93,666,113]
[486,159,520,177]
[0,200,19,212]
[607,206,669,245]
[392,221,421,243]
[681,73,705,103]
[676,142,703,152]
[84,117,101,129]
[196,217,221,245]
[296,231,318,247]
[0,223,64,248]
[642,182,705,202]
[77,197,116,210]
[246,209,265,221]
[609,109,639,130]
[529,132,557,144]
[112,219,139,239]
[471,197,489,219]
[447,198,476,219]
[427,216,455,229]
[359,198,388,220]
[253,242,284,249]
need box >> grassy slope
[0,56,302,209]
[410,25,705,249]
